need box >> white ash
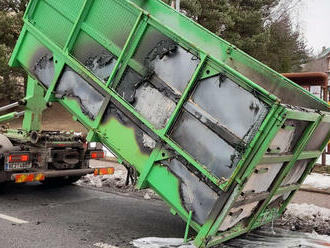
[143,134,156,149]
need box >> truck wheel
[41,176,81,186]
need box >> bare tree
[271,0,304,21]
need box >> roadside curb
[300,185,330,195]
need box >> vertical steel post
[22,76,47,132]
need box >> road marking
[94,242,119,248]
[0,213,29,224]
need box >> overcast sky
[293,0,330,54]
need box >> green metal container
[9,0,330,247]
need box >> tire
[41,176,81,186]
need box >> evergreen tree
[163,0,309,72]
[0,0,27,103]
[263,14,309,72]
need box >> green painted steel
[22,77,47,131]
[8,0,330,247]
[0,112,23,124]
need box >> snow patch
[94,242,119,248]
[278,203,330,235]
[132,237,194,248]
[285,203,330,220]
[132,230,330,248]
[303,173,330,189]
[222,227,330,247]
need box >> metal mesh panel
[31,0,73,48]
[72,31,117,83]
[44,0,84,20]
[84,0,138,49]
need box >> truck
[0,101,113,186]
[5,0,330,247]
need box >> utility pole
[171,0,180,11]
[176,0,180,11]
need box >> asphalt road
[0,182,328,248]
[0,183,186,248]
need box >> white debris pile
[278,203,330,235]
[76,173,126,189]
[76,159,159,198]
[76,159,127,189]
[303,173,330,190]
[132,237,194,248]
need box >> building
[302,47,330,101]
[304,47,330,81]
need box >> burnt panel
[171,111,239,179]
[116,68,143,104]
[226,57,329,111]
[281,159,311,186]
[56,66,105,119]
[72,31,117,83]
[304,122,330,151]
[184,101,244,149]
[101,103,156,154]
[191,75,269,141]
[116,68,176,129]
[149,45,200,93]
[133,26,200,93]
[134,84,176,129]
[33,54,55,88]
[165,159,220,225]
[133,26,172,65]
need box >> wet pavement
[0,182,328,248]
